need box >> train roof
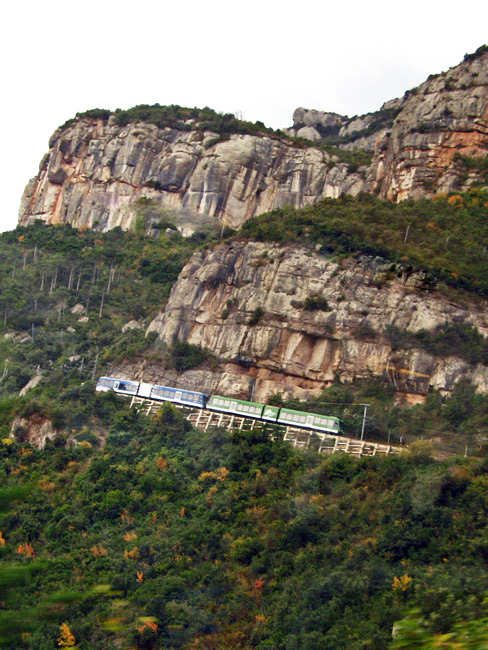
[152,384,207,396]
[279,407,341,421]
[208,395,265,408]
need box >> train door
[306,415,314,427]
[175,391,182,402]
[138,382,153,398]
[230,401,237,412]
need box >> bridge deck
[129,396,401,457]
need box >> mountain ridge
[19,47,488,233]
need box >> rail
[129,396,402,457]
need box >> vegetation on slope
[2,402,488,649]
[3,192,488,647]
[3,194,488,454]
[0,219,215,403]
[241,189,488,295]
[63,105,277,140]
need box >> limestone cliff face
[145,242,488,403]
[19,119,363,232]
[295,49,488,201]
[16,50,488,402]
[369,51,488,200]
[19,50,488,234]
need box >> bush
[303,295,330,311]
[248,307,264,325]
[167,340,212,371]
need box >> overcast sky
[1,0,487,232]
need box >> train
[96,376,342,436]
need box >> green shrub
[167,340,212,371]
[248,306,264,325]
[303,295,330,311]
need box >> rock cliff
[144,241,488,402]
[19,118,363,233]
[369,49,488,200]
[294,47,488,201]
[19,47,488,232]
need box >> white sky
[1,0,487,232]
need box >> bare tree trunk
[98,290,105,319]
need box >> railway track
[130,396,402,457]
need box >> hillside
[3,45,488,650]
[3,210,488,455]
[3,395,488,650]
[2,214,488,649]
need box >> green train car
[207,395,341,434]
[277,408,341,434]
[207,395,266,419]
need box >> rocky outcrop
[368,51,488,200]
[295,50,488,200]
[10,416,57,449]
[19,119,364,233]
[145,242,488,402]
[19,49,488,232]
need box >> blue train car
[96,377,207,408]
[150,384,207,408]
[96,376,139,396]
